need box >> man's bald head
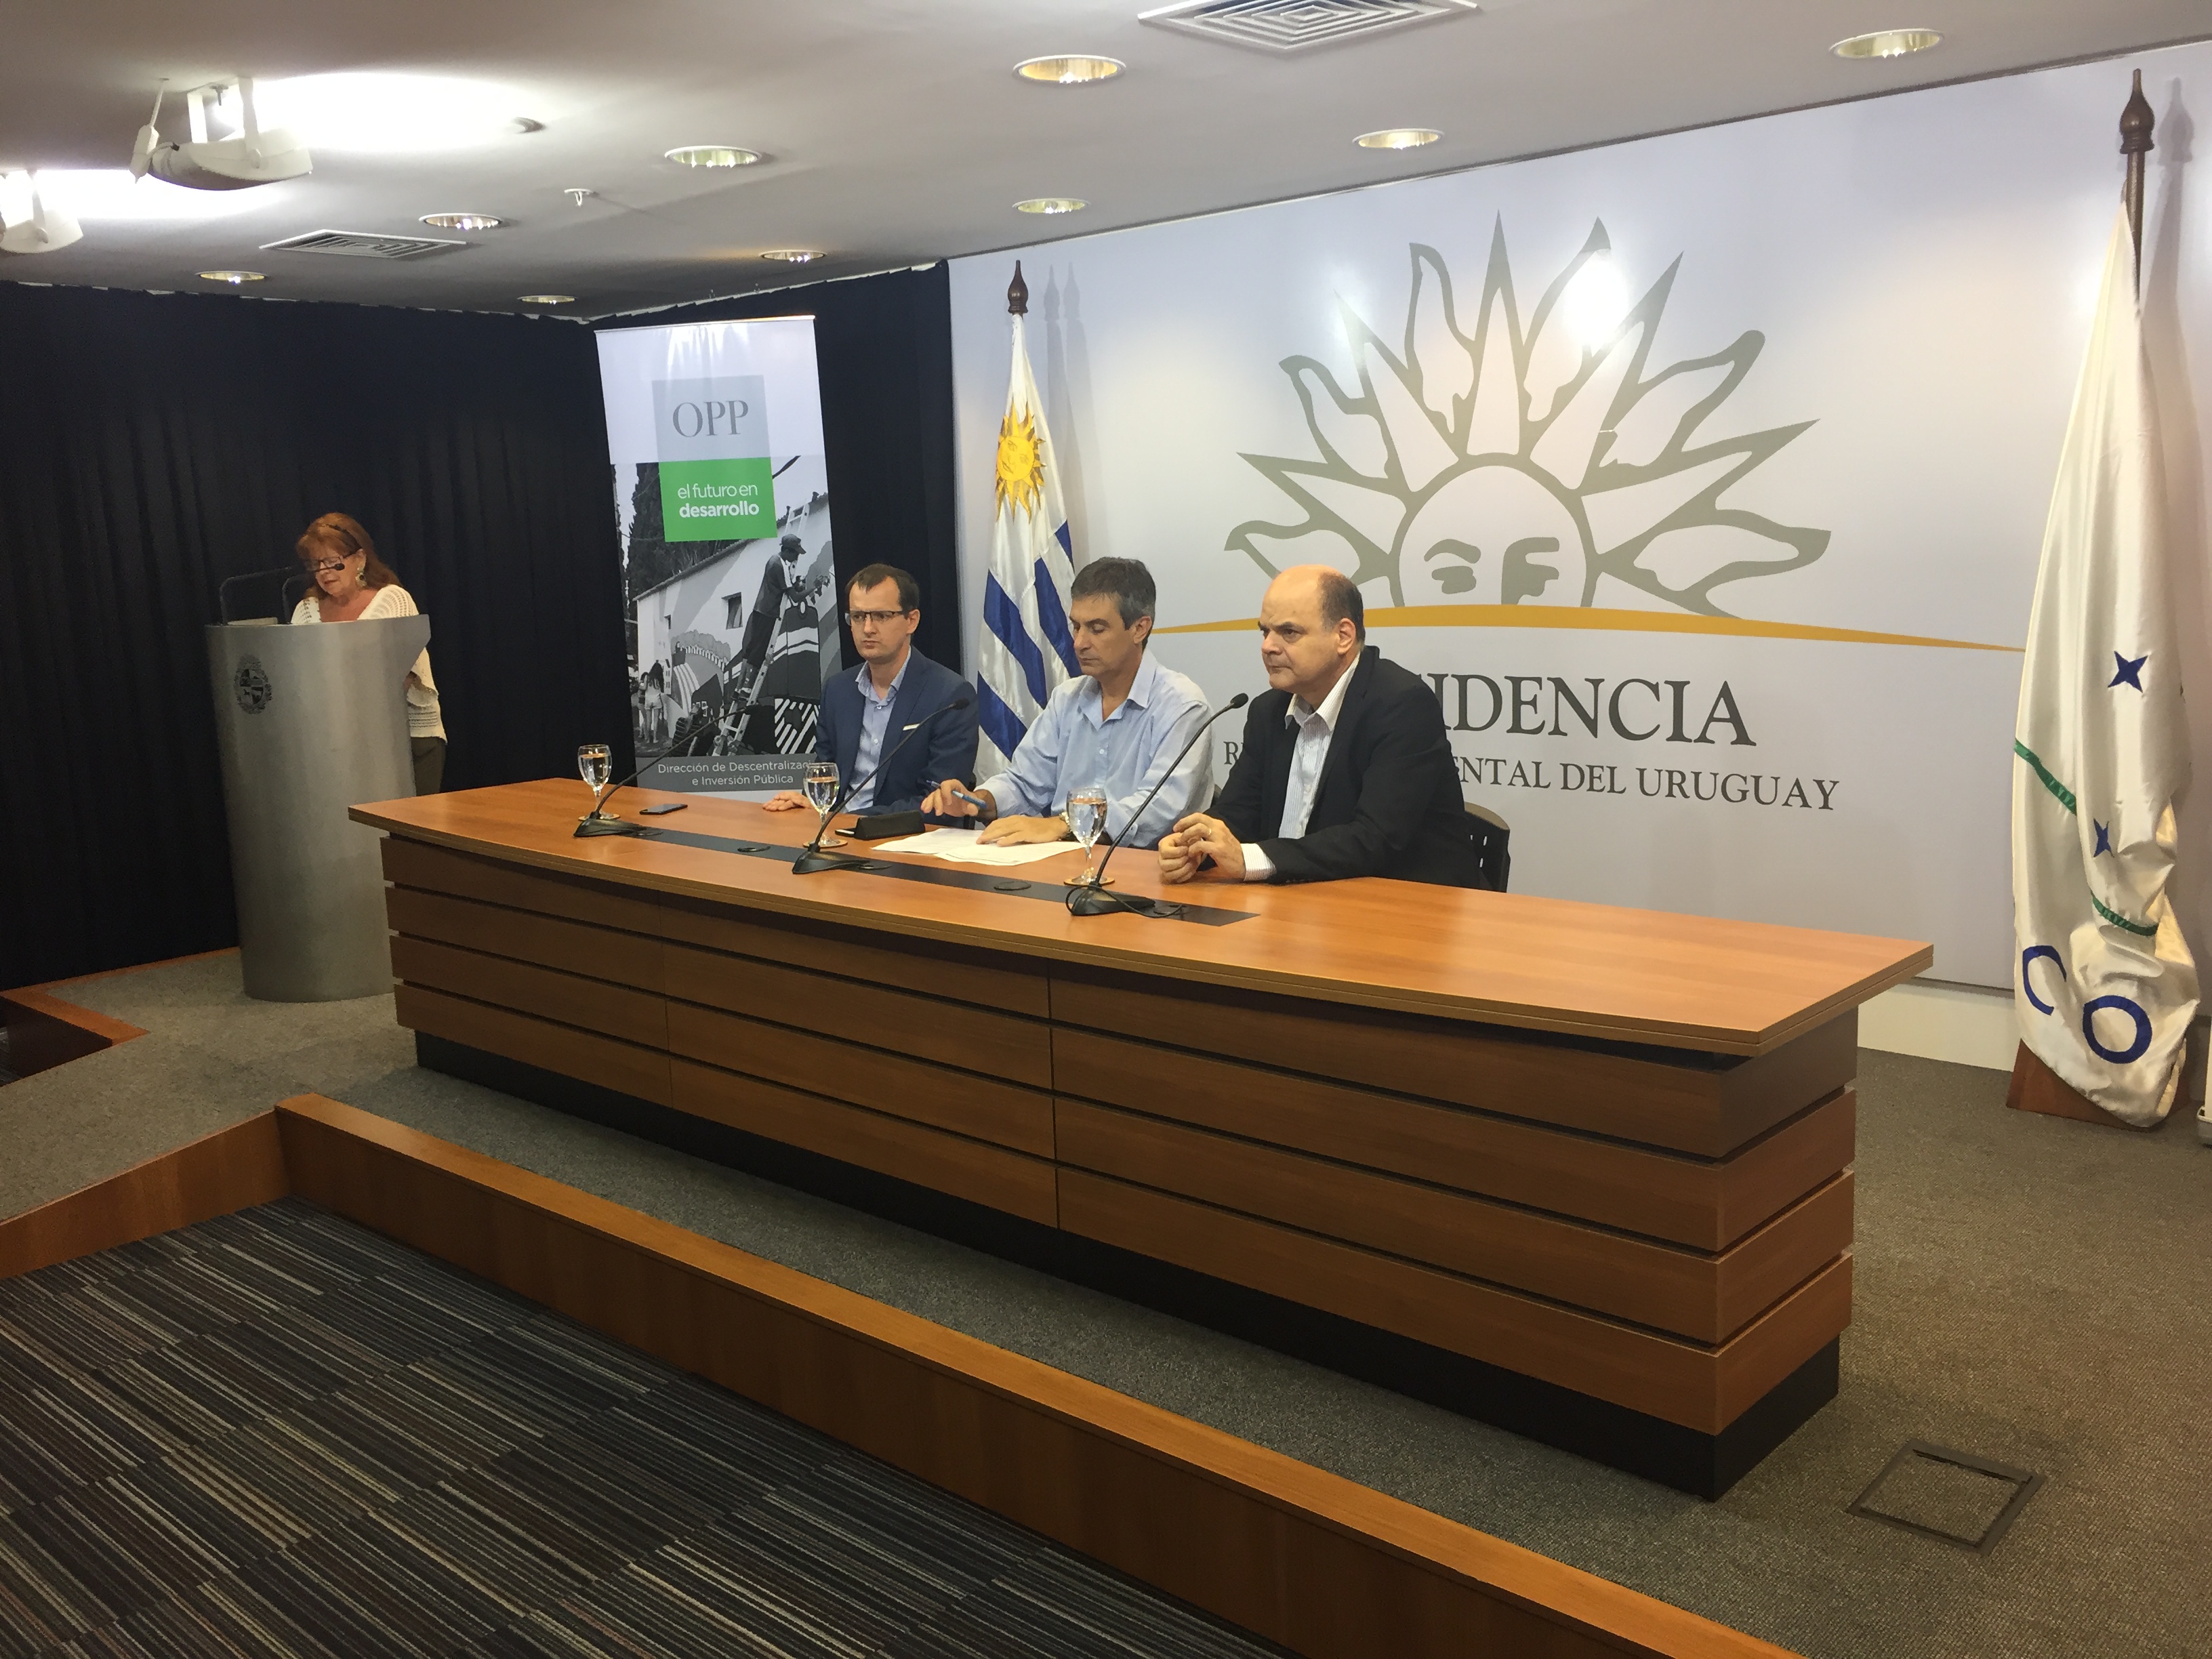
[1264,565,1365,640]
[1257,565,1364,703]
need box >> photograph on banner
[948,41,2212,986]
[596,316,836,797]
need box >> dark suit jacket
[1212,647,1497,889]
[815,647,979,814]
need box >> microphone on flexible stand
[1067,693,1247,918]
[793,695,973,874]
[574,754,656,836]
[217,566,314,624]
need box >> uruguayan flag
[975,312,1078,776]
[2011,207,2198,1126]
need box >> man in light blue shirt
[844,648,907,813]
[921,558,1210,849]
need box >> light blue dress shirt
[846,650,911,813]
[978,653,1212,848]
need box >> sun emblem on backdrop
[1228,221,1829,614]
[996,406,1045,516]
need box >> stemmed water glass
[577,743,612,817]
[804,759,846,847]
[1065,784,1108,886]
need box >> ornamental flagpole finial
[2121,68,2154,282]
[1007,261,1029,316]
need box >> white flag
[2011,207,2198,1126]
[975,312,1078,776]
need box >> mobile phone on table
[640,802,688,816]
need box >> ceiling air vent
[1138,0,1479,52]
[259,229,470,260]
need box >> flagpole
[974,258,1077,776]
[2121,69,2154,287]
[1007,260,1028,317]
[2009,119,2200,1131]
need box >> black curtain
[0,284,625,991]
[596,264,960,674]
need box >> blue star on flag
[2093,820,2112,856]
[2110,650,2148,690]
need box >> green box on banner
[661,457,775,541]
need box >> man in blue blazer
[764,562,979,817]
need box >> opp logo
[667,397,750,438]
[652,375,767,462]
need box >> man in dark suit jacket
[763,563,978,817]
[1159,565,1499,889]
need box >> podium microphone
[794,695,972,874]
[218,566,313,625]
[1067,693,1246,918]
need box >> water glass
[1067,785,1108,885]
[577,743,611,802]
[804,760,845,847]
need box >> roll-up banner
[948,44,2212,986]
[596,316,836,796]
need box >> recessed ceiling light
[1356,128,1441,150]
[1830,28,1942,59]
[760,250,823,263]
[665,146,760,168]
[517,294,574,306]
[1015,197,1086,215]
[198,270,264,284]
[1014,56,1125,85]
[419,212,502,230]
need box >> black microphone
[573,750,657,836]
[575,691,742,834]
[218,566,312,625]
[793,695,973,874]
[1067,693,1248,918]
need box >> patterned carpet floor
[0,1200,1277,1659]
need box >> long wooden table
[353,778,1929,1496]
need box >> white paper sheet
[874,827,1084,867]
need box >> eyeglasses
[843,609,914,627]
[307,556,352,573]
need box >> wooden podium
[352,779,1929,1496]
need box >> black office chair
[1464,801,1511,892]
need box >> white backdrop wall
[949,43,2211,988]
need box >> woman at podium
[290,512,447,794]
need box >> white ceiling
[3,0,2205,319]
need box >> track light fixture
[0,169,83,254]
[132,78,312,190]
